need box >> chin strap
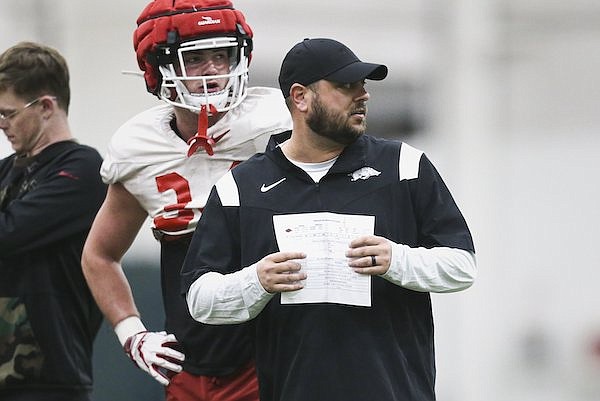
[187,104,218,157]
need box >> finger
[272,282,304,293]
[284,271,306,283]
[283,260,304,273]
[261,259,304,277]
[153,357,184,373]
[161,337,186,361]
[268,251,306,263]
[262,270,306,292]
[347,254,375,267]
[351,266,385,276]
[268,270,304,286]
[159,347,186,362]
[348,235,381,248]
[149,367,171,386]
[345,245,378,259]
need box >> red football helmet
[133,0,253,113]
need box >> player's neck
[173,107,225,141]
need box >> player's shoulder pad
[106,104,173,159]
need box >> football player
[81,1,291,400]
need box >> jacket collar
[267,131,369,175]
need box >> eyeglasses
[0,97,50,121]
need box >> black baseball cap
[278,38,388,98]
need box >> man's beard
[306,94,367,146]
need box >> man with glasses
[0,41,107,401]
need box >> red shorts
[165,362,259,401]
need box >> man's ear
[40,96,57,119]
[289,83,311,113]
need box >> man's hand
[124,331,185,386]
[346,235,392,275]
[256,251,306,293]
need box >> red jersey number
[153,162,240,233]
[153,172,194,232]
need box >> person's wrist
[114,316,147,346]
[123,334,136,355]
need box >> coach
[182,38,477,401]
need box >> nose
[188,63,216,77]
[202,54,227,76]
[202,60,218,75]
[356,85,370,102]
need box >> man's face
[305,80,369,146]
[179,48,232,94]
[0,90,45,155]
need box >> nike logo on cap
[260,178,286,192]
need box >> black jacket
[182,131,474,401]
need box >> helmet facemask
[158,36,250,115]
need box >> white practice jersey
[101,87,292,237]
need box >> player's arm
[82,182,184,385]
[82,182,147,328]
